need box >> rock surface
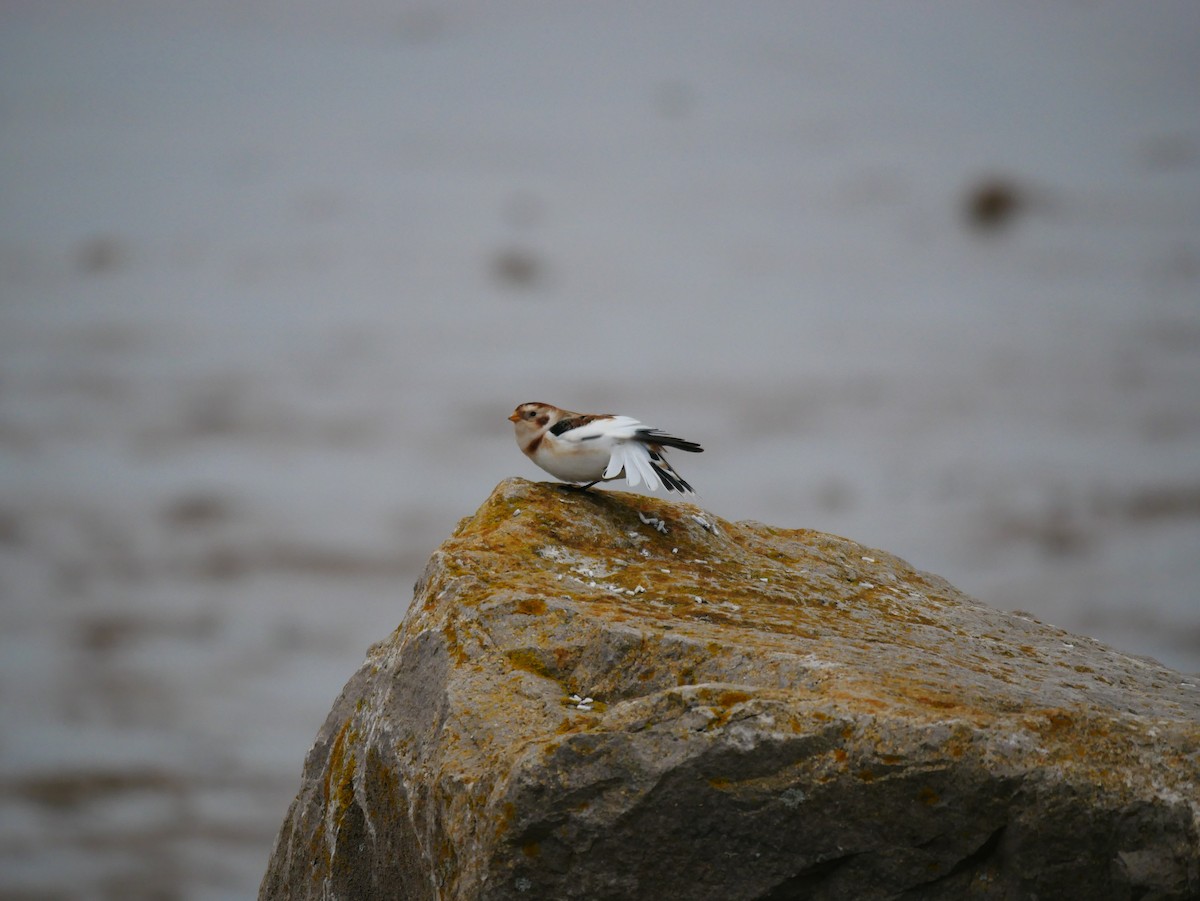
[261,478,1200,900]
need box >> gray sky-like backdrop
[2,2,1198,896]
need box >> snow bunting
[509,402,703,494]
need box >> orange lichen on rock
[262,479,1200,901]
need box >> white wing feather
[555,416,643,444]
[602,450,625,481]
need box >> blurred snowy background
[2,1,1198,896]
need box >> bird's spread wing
[604,440,655,488]
[553,414,701,494]
[554,416,663,489]
[604,441,696,493]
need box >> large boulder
[261,478,1200,900]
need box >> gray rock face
[261,478,1200,900]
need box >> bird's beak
[507,412,521,422]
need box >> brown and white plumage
[508,402,703,494]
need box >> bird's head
[509,402,555,430]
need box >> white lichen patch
[778,787,807,808]
[535,545,623,581]
[535,545,571,564]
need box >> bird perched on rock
[509,402,703,494]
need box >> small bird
[509,402,703,494]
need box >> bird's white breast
[530,434,613,482]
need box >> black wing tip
[635,429,704,454]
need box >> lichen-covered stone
[260,478,1200,900]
